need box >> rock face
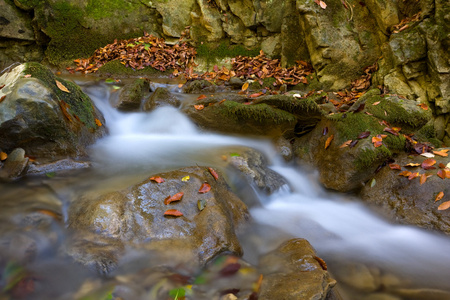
[258,238,337,300]
[360,150,450,234]
[0,63,106,159]
[68,166,249,270]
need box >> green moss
[384,134,406,152]
[97,60,172,76]
[219,101,296,124]
[196,40,259,65]
[355,146,392,170]
[330,112,384,142]
[249,78,276,90]
[24,62,99,129]
[416,123,443,147]
[85,0,136,20]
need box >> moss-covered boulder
[0,63,106,159]
[183,93,322,137]
[360,149,450,234]
[114,78,149,111]
[68,166,249,271]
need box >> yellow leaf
[438,200,450,211]
[95,118,102,127]
[55,80,70,93]
[339,140,352,148]
[242,82,249,91]
[182,175,190,182]
[325,134,334,149]
[0,152,7,161]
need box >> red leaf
[208,167,219,180]
[150,176,165,183]
[421,158,436,170]
[197,94,207,100]
[357,131,370,139]
[325,135,334,149]
[199,182,211,194]
[389,163,401,170]
[164,192,184,205]
[164,209,183,217]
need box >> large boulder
[68,166,249,271]
[114,78,149,111]
[0,63,106,159]
[360,149,450,234]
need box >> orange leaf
[372,101,381,105]
[419,173,428,185]
[95,118,102,127]
[194,104,204,110]
[197,94,207,100]
[439,163,446,169]
[150,176,165,183]
[164,192,184,205]
[398,170,412,177]
[24,74,31,78]
[325,135,334,149]
[242,82,249,91]
[249,92,263,98]
[433,149,449,157]
[164,209,183,217]
[438,201,450,211]
[389,163,401,170]
[435,191,444,202]
[339,140,352,148]
[408,172,419,180]
[372,135,383,148]
[405,163,420,167]
[55,80,70,93]
[36,209,61,220]
[208,167,219,180]
[437,169,450,179]
[199,182,211,193]
[0,152,7,161]
[421,158,436,170]
[418,103,429,110]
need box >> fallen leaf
[24,74,31,78]
[433,149,449,157]
[437,169,449,179]
[372,135,383,147]
[242,82,249,91]
[370,178,376,187]
[399,170,412,177]
[439,163,446,169]
[339,140,352,148]
[194,104,204,110]
[182,175,190,182]
[389,163,401,170]
[419,173,429,185]
[438,201,450,211]
[421,158,436,170]
[0,152,7,161]
[435,191,444,202]
[408,172,419,180]
[384,127,399,136]
[95,118,102,127]
[325,135,334,149]
[405,163,420,167]
[0,95,6,103]
[55,80,70,93]
[36,209,61,221]
[420,152,435,158]
[314,0,327,9]
[164,209,183,217]
[150,176,165,183]
[197,199,207,211]
[418,103,429,110]
[253,274,264,293]
[164,192,184,205]
[197,94,207,100]
[372,101,381,105]
[249,92,263,98]
[357,131,370,139]
[349,140,359,148]
[208,167,219,180]
[199,182,211,194]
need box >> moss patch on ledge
[196,40,260,65]
[219,101,297,124]
[96,60,172,77]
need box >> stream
[1,77,450,299]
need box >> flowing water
[1,77,450,299]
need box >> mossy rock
[0,62,106,159]
[115,79,149,111]
[97,60,172,77]
[195,40,259,67]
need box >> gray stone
[154,0,196,38]
[228,0,257,27]
[142,87,180,111]
[0,1,34,41]
[261,34,281,58]
[0,148,28,180]
[115,79,149,111]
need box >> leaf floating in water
[182,175,190,182]
[197,199,207,211]
[438,201,450,211]
[55,80,70,93]
[198,182,211,194]
[150,176,165,183]
[164,209,183,217]
[164,192,184,205]
[324,134,334,149]
[208,167,219,180]
[95,118,102,127]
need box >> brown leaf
[408,172,419,180]
[164,192,184,205]
[435,191,444,202]
[150,176,165,183]
[384,127,399,136]
[357,131,370,139]
[398,170,412,177]
[0,95,6,103]
[349,140,359,148]
[242,82,249,91]
[421,158,436,170]
[0,152,7,161]
[59,100,72,122]
[433,149,449,157]
[164,209,183,217]
[199,182,211,194]
[325,135,334,149]
[197,94,207,101]
[55,80,70,93]
[437,169,450,179]
[208,167,219,180]
[95,118,102,127]
[438,201,450,211]
[194,104,204,110]
[339,140,352,148]
[405,163,421,167]
[439,163,446,169]
[389,163,401,170]
[249,92,263,98]
[419,173,428,185]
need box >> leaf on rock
[164,192,184,205]
[433,149,449,157]
[55,80,70,93]
[435,191,444,202]
[420,173,429,185]
[372,135,383,148]
[420,152,435,158]
[164,209,183,217]
[242,82,249,91]
[384,127,399,136]
[421,158,436,170]
[314,0,327,9]
[194,104,204,111]
[208,167,219,180]
[405,163,420,167]
[389,163,401,170]
[197,94,207,101]
[349,140,359,148]
[418,103,429,110]
[95,118,102,127]
[437,169,450,179]
[325,134,334,149]
[339,140,352,148]
[182,175,190,182]
[0,152,7,161]
[150,176,165,183]
[439,163,446,169]
[0,95,6,103]
[169,287,185,299]
[398,170,412,177]
[59,100,72,122]
[199,182,211,194]
[408,172,419,180]
[197,199,207,211]
[357,131,370,139]
[438,201,450,211]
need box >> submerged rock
[0,63,106,159]
[115,78,149,111]
[142,87,180,111]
